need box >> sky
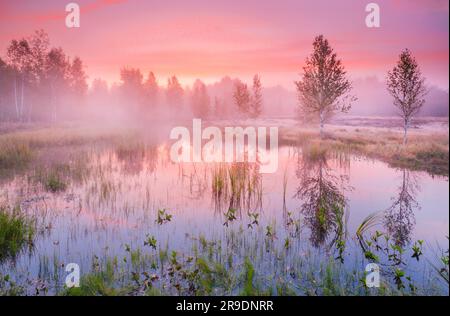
[0,0,448,90]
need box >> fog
[0,30,448,128]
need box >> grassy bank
[1,124,448,176]
[280,127,449,176]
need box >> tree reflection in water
[295,144,351,257]
[384,169,420,247]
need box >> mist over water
[0,2,448,296]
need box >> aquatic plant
[223,208,237,226]
[156,209,172,225]
[44,172,67,192]
[144,235,157,250]
[0,205,35,261]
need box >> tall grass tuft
[0,205,35,261]
[0,141,33,171]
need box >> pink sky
[0,0,448,90]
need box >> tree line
[0,30,88,122]
[0,30,428,144]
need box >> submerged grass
[63,259,132,296]
[0,205,35,262]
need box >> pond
[0,142,448,295]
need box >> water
[0,143,448,294]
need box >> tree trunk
[20,74,24,121]
[14,77,19,120]
[319,112,324,139]
[28,98,33,122]
[403,119,409,145]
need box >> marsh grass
[281,127,449,176]
[51,229,448,296]
[0,126,132,149]
[0,205,35,261]
[63,258,132,296]
[0,124,447,296]
[0,141,33,171]
[0,126,135,177]
[32,165,69,193]
[0,273,24,295]
[28,155,91,193]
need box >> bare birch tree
[250,74,263,118]
[295,35,355,138]
[233,81,251,116]
[387,49,427,145]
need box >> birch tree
[6,39,32,120]
[295,35,355,138]
[250,74,263,118]
[233,81,250,116]
[387,49,427,145]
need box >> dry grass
[0,125,138,174]
[0,141,33,171]
[0,126,132,149]
[1,123,447,176]
[281,126,449,176]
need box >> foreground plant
[0,205,35,261]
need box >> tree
[27,30,50,121]
[250,74,263,118]
[120,67,143,98]
[144,71,159,106]
[68,57,88,97]
[28,29,50,87]
[190,79,210,118]
[91,78,108,95]
[295,35,355,138]
[0,58,15,120]
[213,96,224,118]
[233,81,250,116]
[6,38,33,120]
[166,75,183,107]
[89,78,109,110]
[387,49,427,145]
[45,47,70,121]
[120,67,143,89]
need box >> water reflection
[0,140,447,294]
[383,169,420,247]
[295,145,351,253]
[211,162,262,223]
[115,143,159,175]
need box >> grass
[0,126,137,176]
[53,230,448,296]
[31,164,70,193]
[281,126,449,176]
[63,259,132,296]
[0,205,35,262]
[0,141,33,171]
[44,172,67,192]
[0,123,447,296]
[0,126,134,149]
[1,124,447,176]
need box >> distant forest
[0,30,448,123]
